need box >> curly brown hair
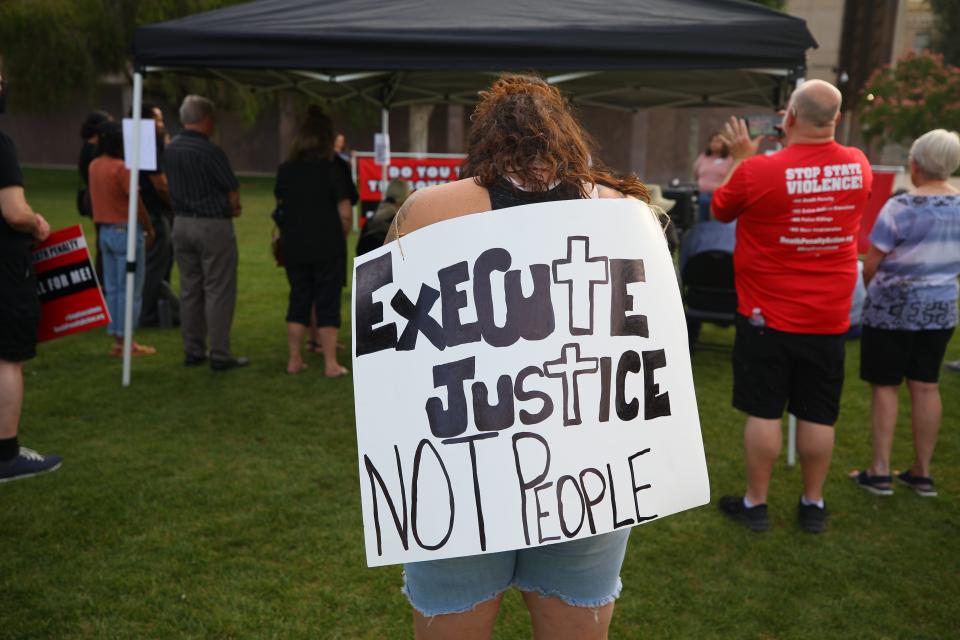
[461,75,648,201]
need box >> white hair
[179,95,215,126]
[910,129,960,181]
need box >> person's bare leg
[318,326,346,376]
[523,592,615,640]
[796,420,835,503]
[868,385,899,476]
[744,416,782,505]
[413,593,503,640]
[286,322,307,374]
[0,360,24,440]
[906,379,942,478]
[309,307,320,350]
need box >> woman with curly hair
[386,74,652,640]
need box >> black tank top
[488,178,583,210]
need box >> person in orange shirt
[88,122,156,357]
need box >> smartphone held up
[745,114,784,139]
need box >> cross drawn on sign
[552,236,609,336]
[544,344,598,427]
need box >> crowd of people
[75,97,365,376]
[0,67,957,639]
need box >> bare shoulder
[598,185,627,199]
[390,178,491,239]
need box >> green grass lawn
[2,168,958,639]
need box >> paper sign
[33,225,110,342]
[352,199,710,567]
[857,168,899,253]
[374,133,391,167]
[122,118,157,171]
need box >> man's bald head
[789,80,842,128]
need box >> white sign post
[352,199,709,567]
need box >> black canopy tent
[132,0,816,111]
[115,0,815,384]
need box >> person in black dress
[275,109,353,375]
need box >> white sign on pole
[122,118,157,172]
[352,199,709,567]
[373,133,390,166]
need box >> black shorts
[732,314,846,426]
[860,325,955,385]
[0,255,41,362]
[285,260,343,328]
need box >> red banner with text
[357,155,465,226]
[357,156,464,200]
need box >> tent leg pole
[122,71,144,387]
[380,107,389,200]
[787,413,797,467]
[351,154,359,233]
[780,72,807,462]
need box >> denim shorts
[402,529,632,617]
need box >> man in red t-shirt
[711,79,872,534]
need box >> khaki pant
[172,216,238,362]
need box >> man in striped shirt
[166,95,248,371]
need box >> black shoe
[797,498,827,533]
[211,356,250,372]
[184,354,207,367]
[895,470,938,497]
[0,447,63,483]
[718,495,769,532]
[849,469,893,496]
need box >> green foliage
[931,0,960,67]
[0,0,246,111]
[858,50,960,145]
[1,168,959,639]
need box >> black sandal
[849,470,893,496]
[896,470,937,497]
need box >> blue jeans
[402,528,631,616]
[698,191,713,223]
[100,224,145,337]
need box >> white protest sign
[352,199,709,567]
[122,118,157,172]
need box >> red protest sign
[857,168,898,254]
[357,155,464,201]
[32,225,110,342]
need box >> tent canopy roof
[132,0,817,109]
